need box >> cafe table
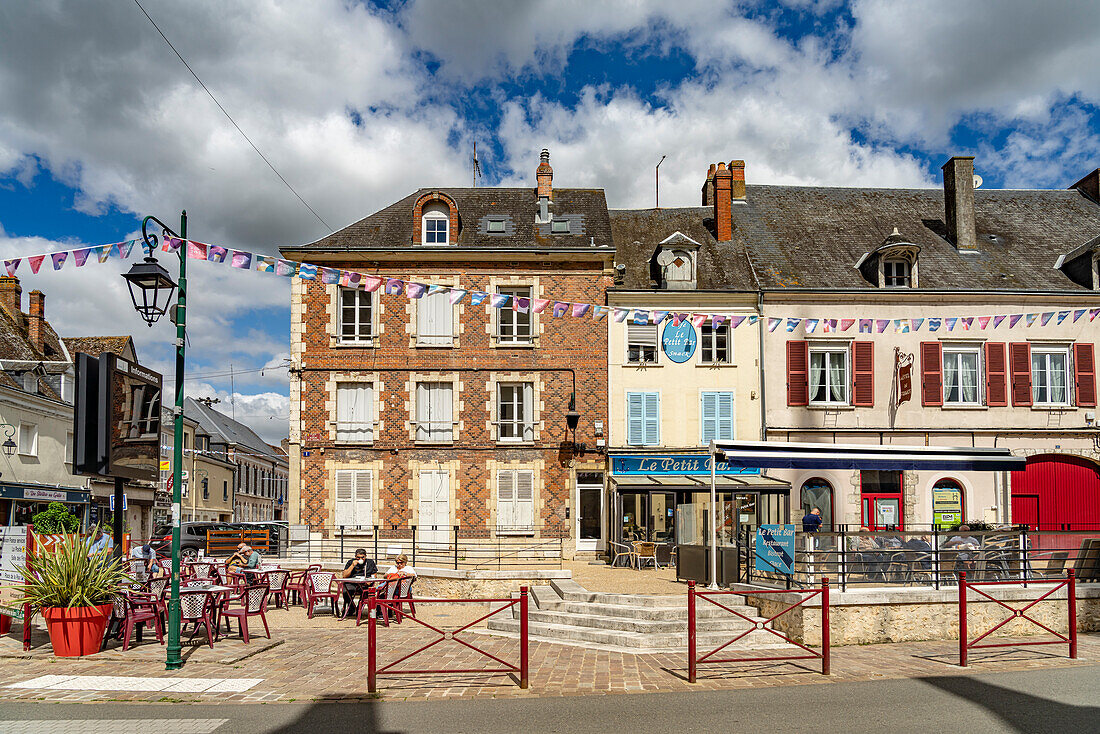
[334,577,387,619]
[180,584,235,629]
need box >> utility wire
[132,0,333,232]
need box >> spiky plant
[9,534,130,610]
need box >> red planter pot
[0,615,11,634]
[41,604,113,657]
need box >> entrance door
[576,478,604,552]
[862,495,902,530]
[418,470,450,546]
[1011,454,1100,530]
[1012,494,1039,531]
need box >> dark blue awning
[710,440,1025,472]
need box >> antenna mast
[472,142,483,187]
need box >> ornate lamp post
[0,424,18,456]
[122,211,188,670]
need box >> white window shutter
[522,383,534,441]
[497,470,515,528]
[644,393,659,446]
[516,471,535,528]
[416,383,429,441]
[627,393,644,445]
[354,470,372,526]
[701,392,717,442]
[335,470,354,527]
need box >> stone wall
[278,562,569,598]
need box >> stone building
[282,150,613,554]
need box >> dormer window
[551,219,569,234]
[422,203,450,245]
[487,219,506,233]
[654,232,701,290]
[883,259,911,288]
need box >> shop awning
[710,440,1025,472]
[611,473,791,493]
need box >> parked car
[231,521,288,556]
[151,522,237,562]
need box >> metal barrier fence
[280,525,565,569]
[205,529,271,557]
[687,579,830,682]
[958,570,1077,667]
[741,528,1100,591]
[366,586,529,692]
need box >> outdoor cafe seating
[305,570,338,618]
[217,584,272,644]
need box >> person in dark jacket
[801,507,823,532]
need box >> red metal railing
[687,579,830,682]
[366,586,529,692]
[958,570,1077,667]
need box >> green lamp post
[122,211,188,670]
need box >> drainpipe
[757,292,766,441]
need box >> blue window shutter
[643,393,659,446]
[627,393,644,445]
[717,392,734,440]
[701,392,717,442]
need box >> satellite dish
[973,174,983,188]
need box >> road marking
[0,720,228,734]
[6,675,262,693]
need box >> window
[943,347,981,405]
[700,323,732,364]
[416,382,453,442]
[626,392,660,446]
[21,372,36,393]
[932,478,964,528]
[497,469,535,533]
[223,481,228,501]
[497,286,532,344]
[65,431,73,464]
[700,392,734,442]
[1032,347,1070,405]
[626,324,658,364]
[487,219,506,233]
[417,290,453,346]
[202,479,209,500]
[18,422,37,457]
[551,219,569,234]
[335,469,373,528]
[883,259,911,287]
[800,478,834,531]
[809,348,848,404]
[336,383,373,442]
[497,383,534,442]
[860,470,904,529]
[422,202,449,245]
[664,250,694,288]
[338,288,373,344]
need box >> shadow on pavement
[267,701,394,734]
[918,674,1099,732]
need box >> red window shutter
[920,342,942,407]
[851,342,874,406]
[984,342,1008,407]
[786,341,809,406]
[1074,343,1096,407]
[1009,342,1032,406]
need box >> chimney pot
[0,277,22,321]
[28,290,44,354]
[942,156,978,252]
[536,148,553,201]
[701,163,717,206]
[730,159,746,200]
[714,162,734,242]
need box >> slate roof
[62,336,136,361]
[286,187,613,252]
[185,397,287,466]
[608,207,756,290]
[0,303,66,363]
[733,184,1100,292]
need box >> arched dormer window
[855,227,920,288]
[422,202,450,245]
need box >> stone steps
[523,608,763,634]
[482,618,788,653]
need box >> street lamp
[0,424,18,457]
[124,211,189,671]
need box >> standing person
[339,548,377,616]
[88,526,113,557]
[801,507,823,533]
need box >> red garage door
[1011,454,1100,531]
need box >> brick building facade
[283,151,613,551]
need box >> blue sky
[1,0,1098,442]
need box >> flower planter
[41,604,113,657]
[0,615,11,634]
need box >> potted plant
[9,534,129,656]
[31,501,81,534]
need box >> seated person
[903,534,933,570]
[340,548,378,612]
[227,542,262,570]
[385,554,416,579]
[129,543,161,579]
[88,526,113,557]
[945,525,980,571]
[854,527,885,578]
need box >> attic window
[883,259,911,288]
[551,219,569,234]
[21,372,36,393]
[422,202,450,245]
[487,219,506,233]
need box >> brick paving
[0,603,1095,704]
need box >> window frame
[808,346,850,406]
[17,422,37,457]
[335,382,374,443]
[700,391,735,443]
[487,218,506,233]
[625,391,660,447]
[496,286,533,345]
[416,290,454,346]
[1031,346,1072,406]
[699,323,733,364]
[496,382,534,443]
[626,323,659,365]
[550,219,570,234]
[337,287,374,345]
[334,468,373,529]
[883,258,911,288]
[942,345,983,406]
[415,381,454,443]
[421,203,450,246]
[496,468,536,535]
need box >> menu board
[0,527,28,620]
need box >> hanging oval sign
[661,320,697,363]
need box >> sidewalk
[0,603,1094,704]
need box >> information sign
[0,527,28,620]
[661,321,697,363]
[755,524,796,575]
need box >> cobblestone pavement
[0,603,1095,704]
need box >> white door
[576,480,605,552]
[418,470,450,547]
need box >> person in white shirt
[87,526,113,557]
[384,554,416,578]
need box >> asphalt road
[0,666,1097,734]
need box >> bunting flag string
[4,236,1097,336]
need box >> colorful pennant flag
[362,275,382,292]
[275,260,297,277]
[712,315,727,330]
[469,291,488,306]
[552,301,570,317]
[231,251,252,269]
[385,278,404,295]
[320,267,341,285]
[768,318,782,332]
[993,315,1007,328]
[118,240,136,258]
[730,316,746,329]
[1056,310,1070,324]
[51,252,68,270]
[1090,308,1099,321]
[162,237,184,253]
[691,314,708,329]
[572,303,591,318]
[840,319,855,332]
[911,318,925,332]
[633,310,649,325]
[405,282,427,299]
[532,298,550,314]
[650,310,668,324]
[28,255,45,274]
[875,319,889,333]
[297,263,317,280]
[804,318,819,334]
[894,319,909,333]
[961,317,973,330]
[448,288,467,305]
[859,318,872,333]
[945,317,958,331]
[786,318,801,332]
[96,244,113,263]
[613,308,630,323]
[207,245,229,264]
[488,292,509,308]
[4,259,20,276]
[1009,314,1023,328]
[73,247,93,266]
[928,318,941,332]
[427,284,447,296]
[977,316,990,330]
[1073,309,1086,323]
[1040,312,1054,326]
[255,255,276,273]
[187,241,208,260]
[1025,313,1038,327]
[592,305,609,320]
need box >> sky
[1,0,1098,444]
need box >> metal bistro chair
[263,570,290,610]
[372,577,403,627]
[305,571,338,618]
[633,541,658,570]
[609,541,636,569]
[190,562,215,582]
[391,576,417,623]
[217,584,271,644]
[286,564,321,607]
[179,590,218,648]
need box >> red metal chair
[147,577,170,620]
[157,558,173,575]
[392,576,417,623]
[217,584,271,644]
[263,570,290,610]
[119,594,164,651]
[368,578,401,627]
[286,564,321,606]
[305,571,338,618]
[354,580,386,626]
[190,562,214,581]
[179,590,218,648]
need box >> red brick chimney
[701,164,716,206]
[536,148,553,201]
[0,277,21,322]
[713,162,733,241]
[730,159,746,200]
[28,290,45,354]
